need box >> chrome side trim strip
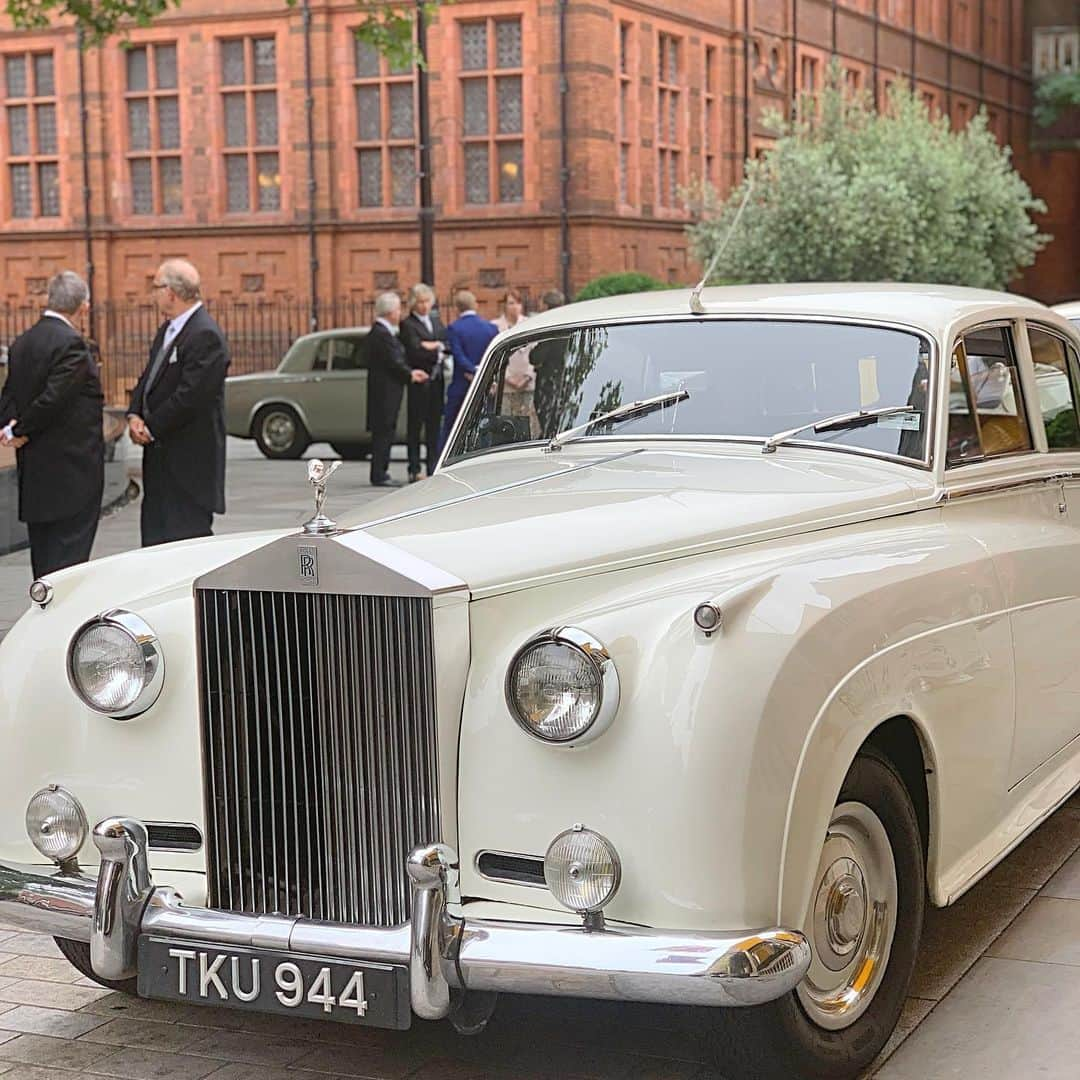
[942,471,1080,501]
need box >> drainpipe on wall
[558,0,570,301]
[76,28,96,341]
[743,0,751,165]
[416,0,435,288]
[302,0,319,331]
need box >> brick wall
[0,0,1073,313]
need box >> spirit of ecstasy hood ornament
[301,459,343,535]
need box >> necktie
[145,323,177,392]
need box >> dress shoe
[408,472,421,484]
[371,477,403,487]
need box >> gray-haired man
[0,271,104,578]
[366,292,428,487]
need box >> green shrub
[1034,71,1080,129]
[575,272,669,302]
[688,66,1049,290]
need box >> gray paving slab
[874,956,1080,1079]
[0,1033,115,1070]
[1042,847,1080,899]
[987,895,1080,966]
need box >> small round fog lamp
[25,785,88,864]
[28,580,52,607]
[694,602,722,634]
[544,824,621,914]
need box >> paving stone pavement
[1,440,1080,1078]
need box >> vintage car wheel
[253,405,309,460]
[54,937,137,994]
[330,441,371,461]
[711,750,924,1080]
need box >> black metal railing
[0,293,522,408]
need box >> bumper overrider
[0,817,811,1019]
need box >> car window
[330,337,367,372]
[447,319,933,464]
[946,325,1031,466]
[311,341,330,372]
[1029,327,1080,450]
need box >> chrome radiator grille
[196,588,440,927]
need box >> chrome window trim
[441,314,940,472]
[505,625,621,746]
[1024,319,1080,454]
[942,469,1080,502]
[66,609,165,721]
[474,849,547,889]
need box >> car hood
[337,444,934,596]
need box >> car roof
[294,327,369,343]
[513,283,1053,340]
[1053,300,1080,320]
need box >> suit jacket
[0,316,104,524]
[365,322,413,434]
[399,312,447,377]
[129,305,230,514]
[445,313,498,403]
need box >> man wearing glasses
[127,260,230,546]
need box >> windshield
[445,319,932,465]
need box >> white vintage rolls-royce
[3,284,1080,1078]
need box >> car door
[944,321,1080,789]
[300,334,370,441]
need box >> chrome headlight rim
[67,608,164,720]
[505,625,620,746]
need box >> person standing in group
[127,259,230,547]
[399,283,447,482]
[491,288,528,333]
[443,289,498,448]
[540,289,566,312]
[0,271,103,579]
[367,292,428,488]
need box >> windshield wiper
[543,390,690,453]
[760,405,917,455]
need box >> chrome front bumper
[0,817,811,1016]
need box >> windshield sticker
[877,413,922,430]
[858,356,881,407]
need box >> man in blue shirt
[442,289,498,450]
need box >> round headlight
[544,825,621,914]
[25,785,88,864]
[68,610,163,719]
[506,627,619,744]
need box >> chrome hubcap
[797,802,897,1031]
[262,412,296,451]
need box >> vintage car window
[311,341,330,372]
[329,337,367,372]
[946,326,1031,466]
[446,319,932,464]
[1028,327,1080,450]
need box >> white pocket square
[167,349,179,365]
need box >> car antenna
[689,178,754,316]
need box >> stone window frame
[123,41,183,218]
[457,14,526,207]
[616,19,639,209]
[702,42,720,191]
[216,34,283,215]
[351,32,417,211]
[1034,27,1080,77]
[1,49,60,221]
[655,30,684,212]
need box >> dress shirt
[162,301,203,352]
[43,309,76,330]
[417,313,433,334]
[376,317,400,336]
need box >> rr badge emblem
[298,545,318,586]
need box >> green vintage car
[225,328,409,460]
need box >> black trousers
[407,377,444,476]
[141,448,213,547]
[27,497,100,579]
[369,426,394,484]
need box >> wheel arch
[778,706,942,928]
[248,398,313,439]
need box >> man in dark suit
[0,271,103,579]
[366,293,428,487]
[399,283,447,482]
[442,289,498,449]
[127,259,230,546]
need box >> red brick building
[0,0,1074,319]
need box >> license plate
[137,936,411,1029]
